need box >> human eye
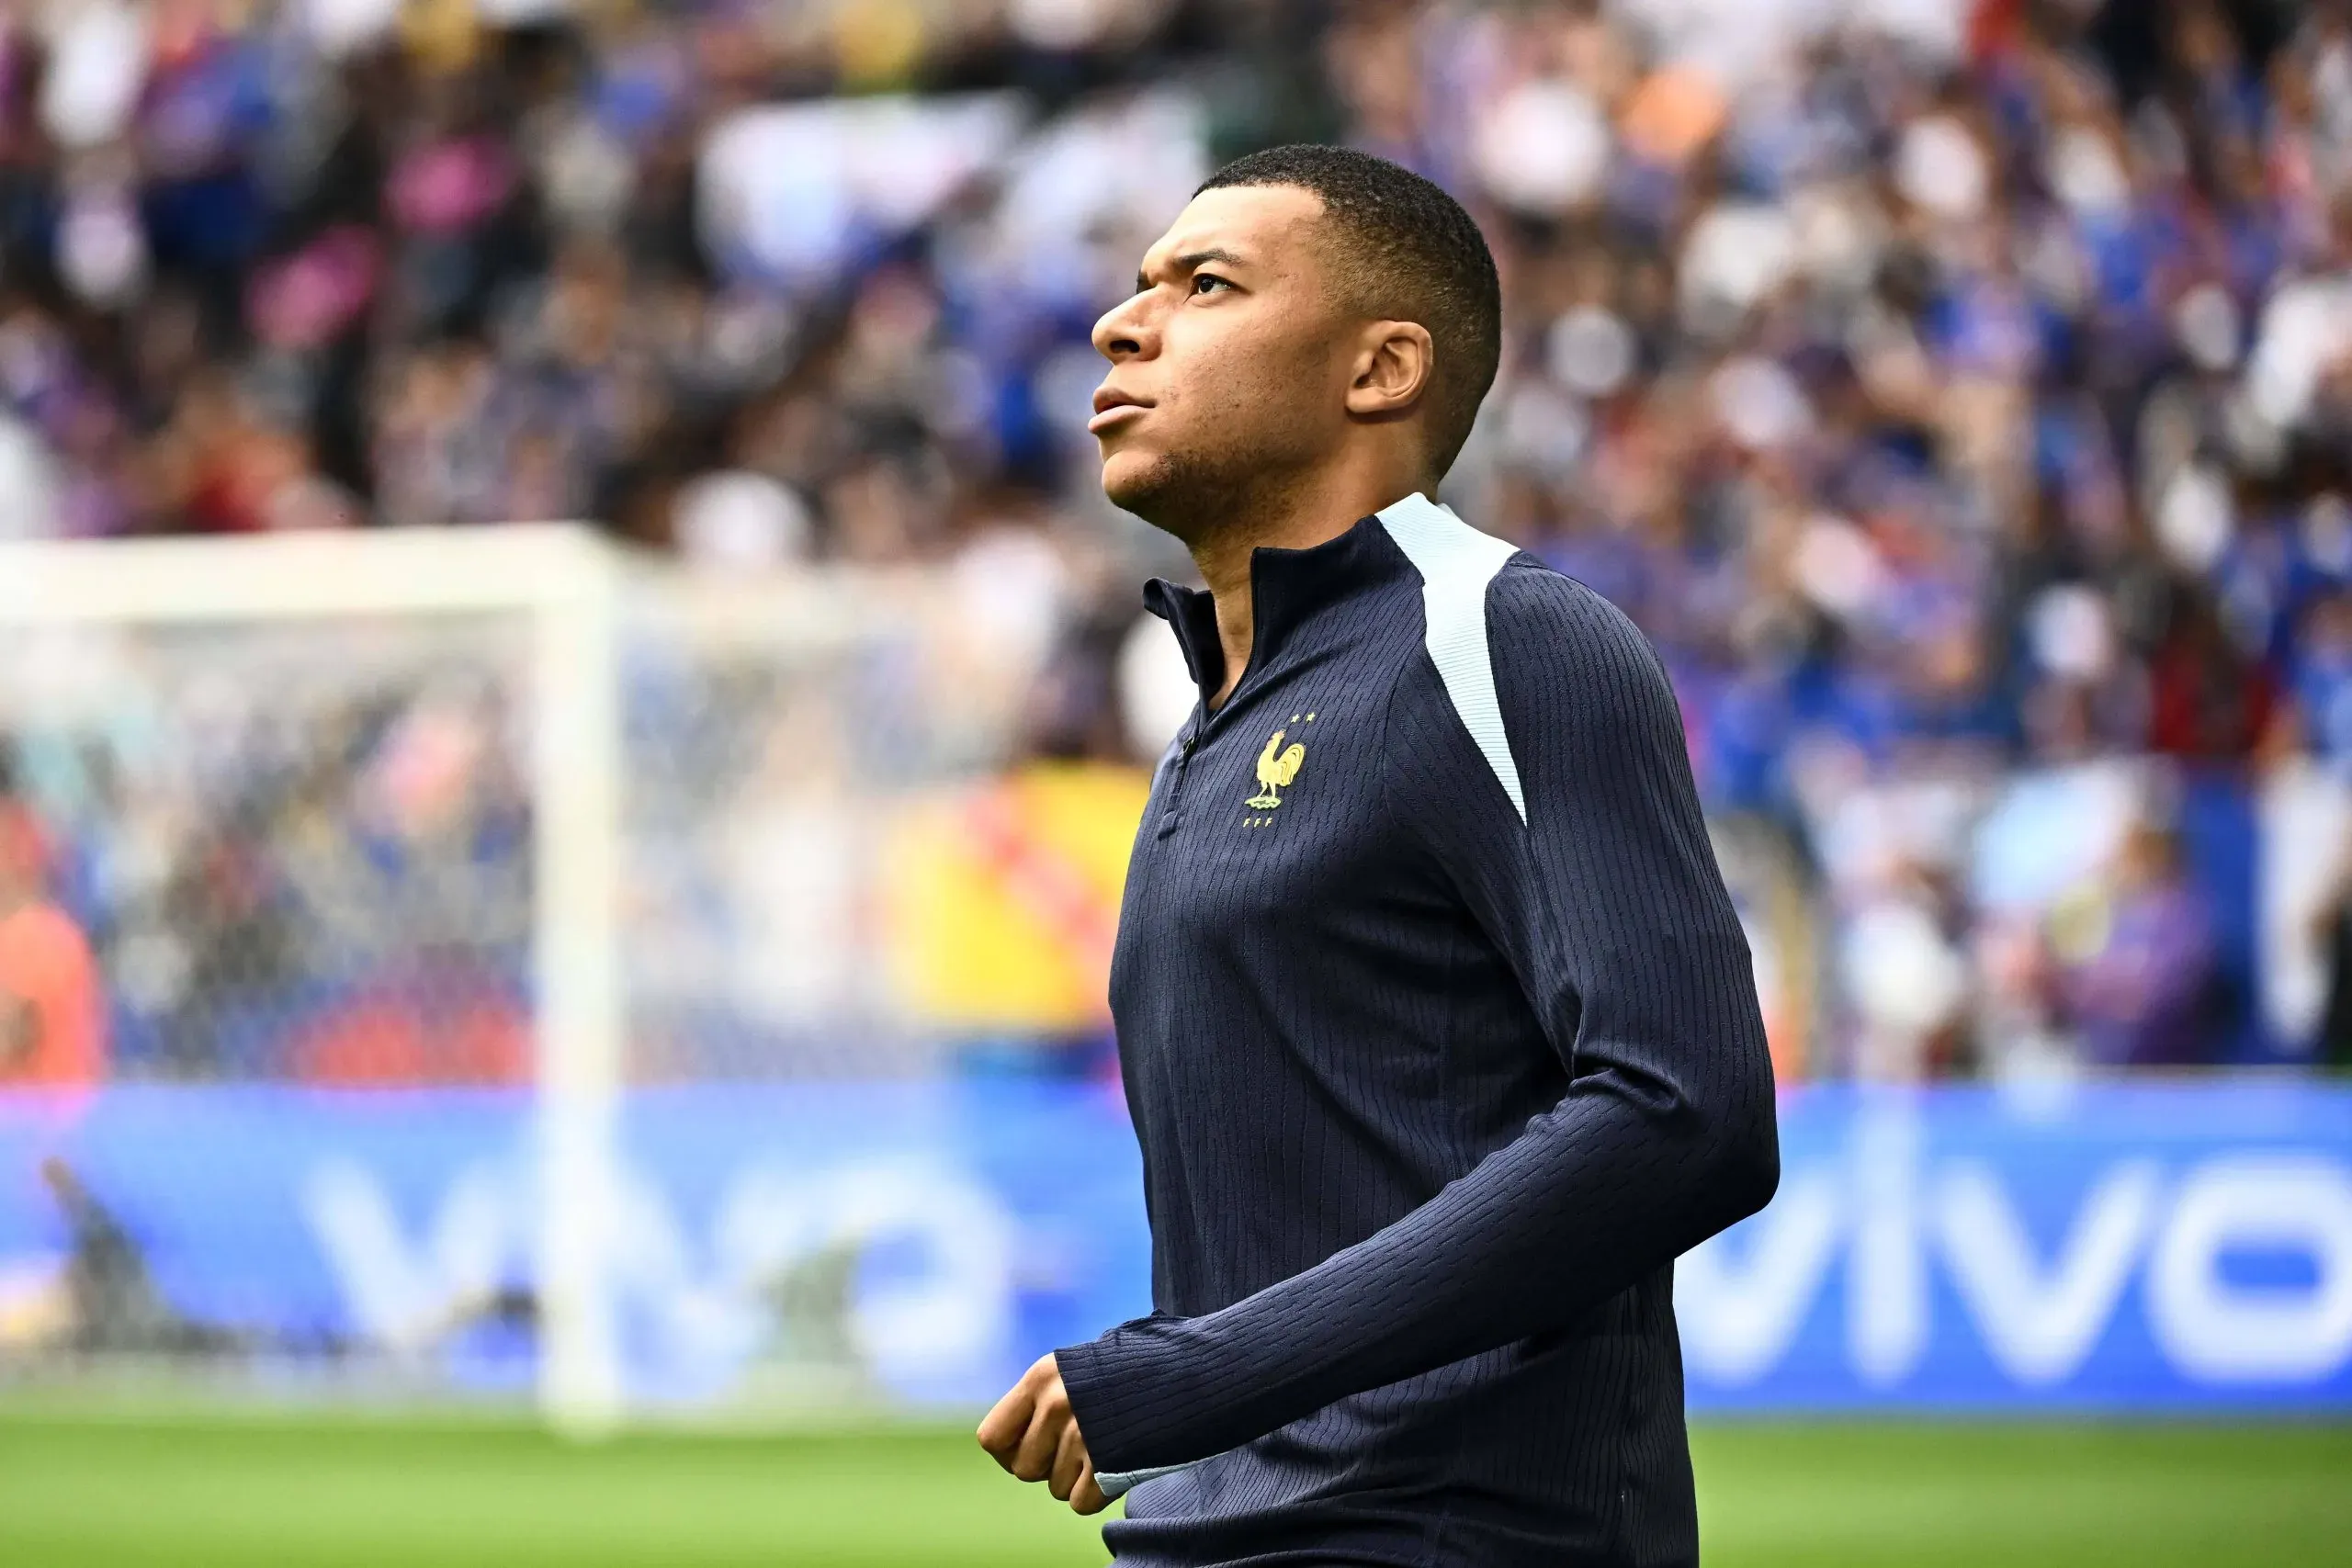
[1191,273,1232,297]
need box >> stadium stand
[0,0,2345,1079]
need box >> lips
[1089,387,1152,434]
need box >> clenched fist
[977,1352,1109,1515]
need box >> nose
[1091,288,1156,363]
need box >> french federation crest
[1244,713,1315,810]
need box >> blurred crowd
[4,0,2352,1080]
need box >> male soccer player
[978,145,1780,1567]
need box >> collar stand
[1142,576,1225,701]
[1140,512,1409,708]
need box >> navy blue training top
[1055,494,1780,1568]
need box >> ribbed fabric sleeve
[1057,561,1780,1478]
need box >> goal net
[0,526,1138,1429]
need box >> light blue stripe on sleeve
[1374,492,1526,824]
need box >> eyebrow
[1136,247,1249,294]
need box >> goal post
[0,521,1152,1427]
[0,525,627,1436]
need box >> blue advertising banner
[1679,1082,2352,1410]
[0,1080,2347,1412]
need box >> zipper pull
[1157,725,1199,840]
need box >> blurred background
[0,0,2346,1563]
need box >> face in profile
[1088,184,1358,534]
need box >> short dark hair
[1197,144,1500,479]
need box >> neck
[1186,468,1420,710]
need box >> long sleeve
[1057,564,1779,1476]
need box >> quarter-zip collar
[1140,512,1408,712]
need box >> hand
[977,1351,1109,1515]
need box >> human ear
[1343,321,1434,418]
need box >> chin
[1100,447,1178,521]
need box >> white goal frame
[0,525,627,1436]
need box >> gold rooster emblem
[1246,726,1307,810]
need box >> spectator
[0,798,105,1089]
[0,1,2350,1077]
[2051,814,2222,1068]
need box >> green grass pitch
[0,1408,2345,1566]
